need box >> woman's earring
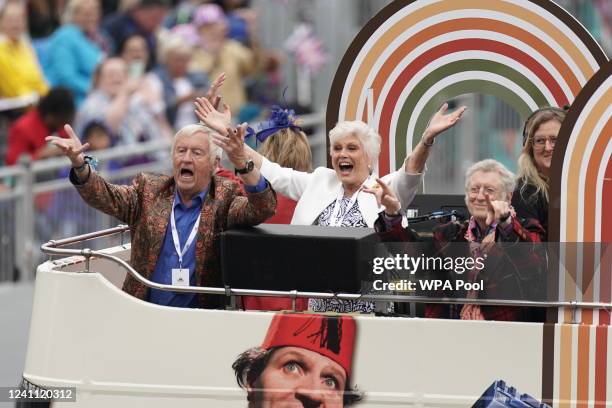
[368,165,373,175]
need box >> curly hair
[232,347,363,406]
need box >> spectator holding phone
[118,33,150,79]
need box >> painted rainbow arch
[542,61,611,407]
[550,61,611,308]
[325,0,608,176]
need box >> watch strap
[235,159,254,175]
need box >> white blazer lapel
[291,169,341,225]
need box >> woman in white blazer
[258,120,419,228]
[195,99,466,312]
[196,100,465,227]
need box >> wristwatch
[235,158,254,175]
[73,155,98,172]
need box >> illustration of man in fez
[232,313,363,407]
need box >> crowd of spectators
[0,0,281,169]
[0,0,282,258]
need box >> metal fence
[0,139,172,283]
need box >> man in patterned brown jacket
[46,122,276,308]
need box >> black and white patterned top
[315,197,368,228]
[310,196,374,313]
[309,297,377,314]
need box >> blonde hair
[516,108,565,203]
[259,128,312,172]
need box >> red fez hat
[261,313,357,377]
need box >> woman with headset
[512,107,566,240]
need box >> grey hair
[173,124,222,163]
[62,0,97,24]
[329,121,381,169]
[159,34,192,65]
[464,159,516,195]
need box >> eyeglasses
[532,136,557,148]
[468,186,498,197]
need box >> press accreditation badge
[172,268,190,286]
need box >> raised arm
[204,72,227,110]
[46,124,140,224]
[212,123,263,186]
[104,80,140,133]
[227,177,276,229]
[485,195,544,242]
[45,124,91,181]
[404,103,466,174]
[362,178,401,216]
[194,97,313,199]
[195,96,267,171]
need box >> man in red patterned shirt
[371,159,546,322]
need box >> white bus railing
[39,225,612,314]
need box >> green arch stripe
[392,59,547,164]
[394,80,534,165]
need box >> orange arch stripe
[584,118,612,243]
[559,325,573,408]
[577,325,590,408]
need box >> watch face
[246,159,254,172]
[236,159,254,174]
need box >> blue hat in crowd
[247,106,303,144]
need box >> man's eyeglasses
[468,186,498,197]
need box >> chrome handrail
[40,226,612,309]
[44,224,131,248]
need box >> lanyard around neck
[170,207,201,268]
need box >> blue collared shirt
[149,188,208,308]
[148,175,267,308]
